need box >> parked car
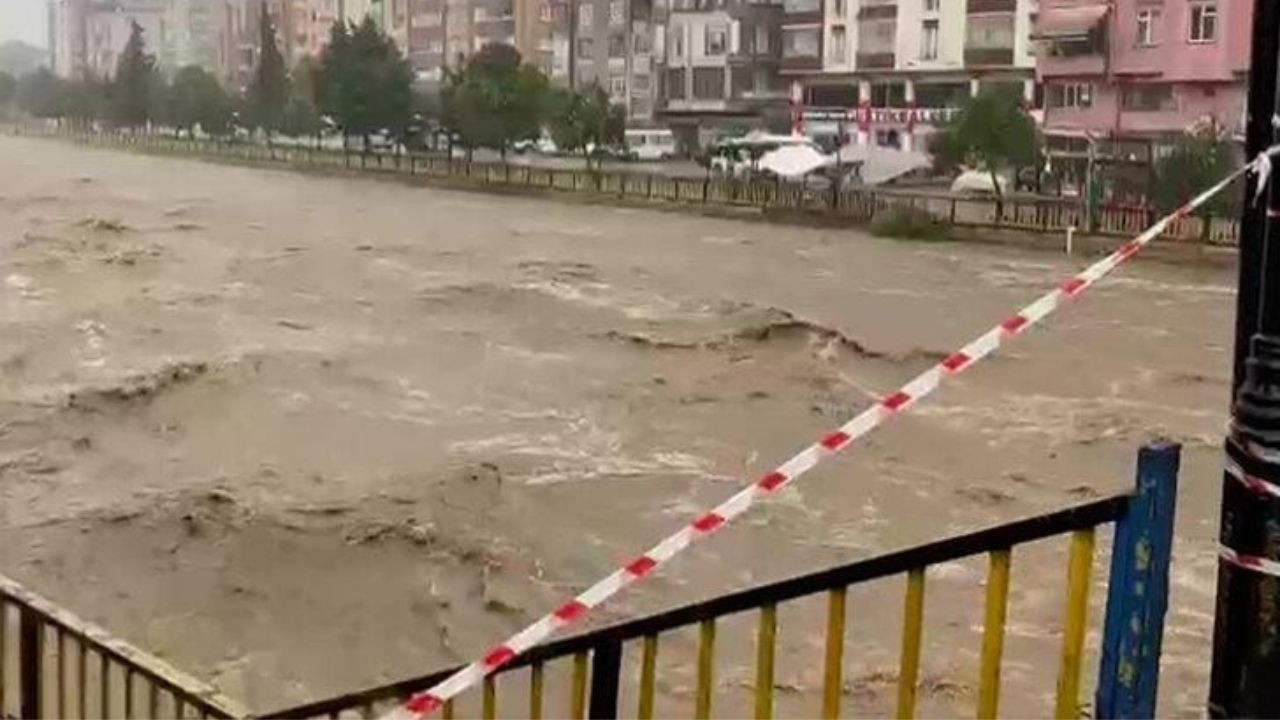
[513,132,558,155]
[623,128,677,161]
[706,132,822,178]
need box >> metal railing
[5,124,1241,246]
[0,574,246,719]
[269,442,1181,720]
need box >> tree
[112,21,158,128]
[929,87,1038,200]
[546,85,625,169]
[283,58,323,139]
[168,65,233,136]
[1152,123,1239,218]
[245,2,288,136]
[0,71,15,106]
[440,43,547,157]
[61,75,108,126]
[316,17,413,150]
[16,67,63,118]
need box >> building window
[632,73,650,90]
[577,36,594,56]
[705,25,727,55]
[692,66,724,99]
[671,25,685,57]
[923,0,939,12]
[756,24,771,53]
[829,25,846,62]
[832,0,845,16]
[578,2,593,29]
[1135,8,1160,46]
[1189,2,1216,42]
[610,74,626,97]
[609,0,625,24]
[1048,82,1092,108]
[609,33,626,56]
[666,67,686,98]
[782,27,820,58]
[634,28,652,53]
[920,18,938,59]
[1121,83,1176,111]
[539,2,552,21]
[731,66,754,97]
[784,0,821,13]
[966,13,1013,48]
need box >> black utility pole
[1208,0,1280,715]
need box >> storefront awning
[1031,4,1109,40]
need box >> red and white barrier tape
[388,151,1279,719]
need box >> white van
[624,129,677,161]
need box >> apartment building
[1034,0,1250,149]
[789,0,1037,151]
[49,0,171,78]
[382,0,515,80]
[661,0,786,141]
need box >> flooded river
[0,134,1235,716]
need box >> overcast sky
[0,0,47,47]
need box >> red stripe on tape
[1173,204,1193,219]
[881,391,911,411]
[757,471,787,492]
[1116,239,1142,259]
[820,431,850,450]
[483,646,516,669]
[1060,277,1086,296]
[941,351,970,372]
[554,600,588,622]
[625,555,658,577]
[406,694,443,714]
[692,512,725,533]
[1000,315,1028,335]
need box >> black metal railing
[0,573,245,719]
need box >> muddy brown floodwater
[0,135,1236,717]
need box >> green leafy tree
[245,2,288,136]
[929,87,1038,199]
[316,18,413,150]
[440,43,547,157]
[62,75,109,126]
[111,21,158,128]
[0,71,15,106]
[168,65,233,136]
[16,67,63,118]
[546,84,624,169]
[1152,124,1239,218]
[283,58,323,138]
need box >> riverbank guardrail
[0,572,246,719]
[266,442,1180,720]
[4,124,1241,246]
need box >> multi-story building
[1034,0,1250,153]
[789,0,1037,151]
[380,0,515,81]
[660,0,786,143]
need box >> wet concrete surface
[0,134,1233,716]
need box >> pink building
[1033,0,1250,151]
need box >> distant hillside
[0,40,48,76]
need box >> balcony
[966,0,1014,13]
[781,55,822,71]
[964,46,1013,67]
[856,51,894,69]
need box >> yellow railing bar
[571,651,589,720]
[696,618,717,720]
[638,634,658,720]
[978,549,1012,719]
[755,603,778,720]
[1055,528,1095,719]
[530,661,544,720]
[896,568,927,720]
[823,588,848,719]
[442,698,455,720]
[482,675,496,719]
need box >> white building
[790,0,1037,151]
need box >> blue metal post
[1095,441,1181,719]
